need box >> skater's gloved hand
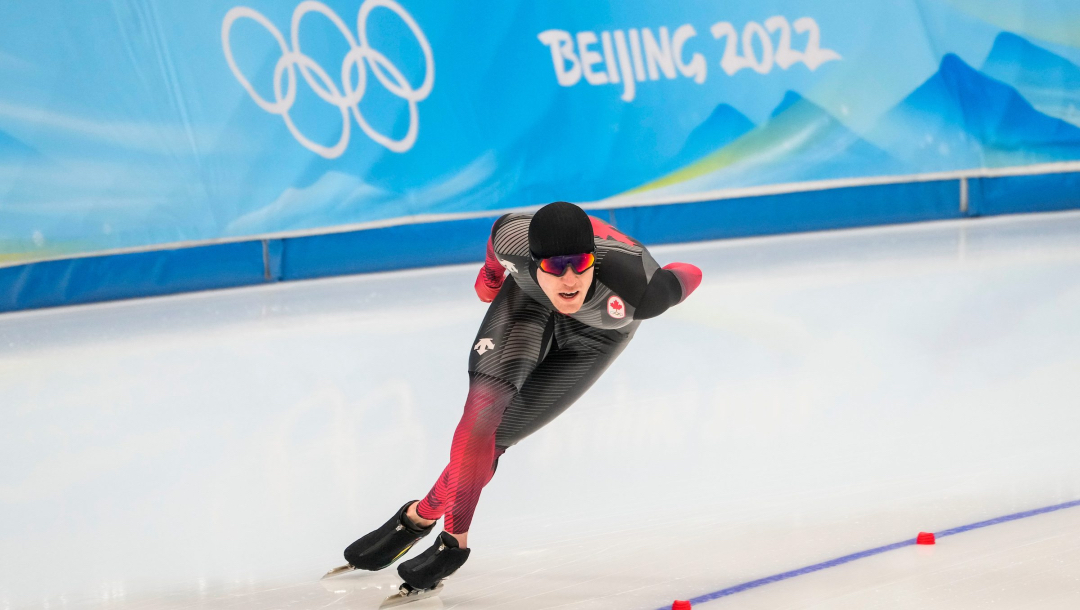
[662,262,702,302]
[475,267,502,302]
[475,233,508,303]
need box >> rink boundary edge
[2,171,1079,313]
[651,498,1080,609]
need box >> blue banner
[2,0,1080,266]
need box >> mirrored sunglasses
[536,252,595,276]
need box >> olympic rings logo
[221,0,434,158]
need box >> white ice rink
[3,211,1080,610]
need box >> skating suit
[416,214,702,533]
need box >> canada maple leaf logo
[589,217,635,246]
[607,295,626,319]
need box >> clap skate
[324,501,435,579]
[370,531,470,606]
[377,581,445,608]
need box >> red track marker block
[672,601,692,610]
[916,531,936,545]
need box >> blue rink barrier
[0,241,268,313]
[280,215,505,280]
[1,173,1078,313]
[970,171,1080,216]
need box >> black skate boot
[343,501,435,571]
[396,531,471,591]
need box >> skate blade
[378,582,444,608]
[321,564,357,580]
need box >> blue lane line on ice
[653,498,1080,609]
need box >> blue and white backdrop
[1,0,1079,282]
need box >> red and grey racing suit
[415,213,702,533]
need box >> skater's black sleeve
[631,261,700,318]
[598,249,702,319]
[633,268,685,319]
[591,216,703,320]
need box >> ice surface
[2,211,1080,609]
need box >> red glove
[663,262,702,302]
[475,267,501,302]
[475,236,505,302]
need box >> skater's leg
[397,321,635,589]
[416,281,554,539]
[429,322,635,541]
[415,373,515,539]
[406,500,435,528]
[495,318,638,449]
[407,445,503,544]
[402,445,505,586]
[341,282,547,569]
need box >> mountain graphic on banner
[0,130,41,161]
[769,90,804,118]
[980,31,1080,128]
[663,104,755,172]
[633,91,903,197]
[868,53,1080,171]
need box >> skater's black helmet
[528,201,594,258]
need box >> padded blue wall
[1,174,1077,313]
[0,241,267,312]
